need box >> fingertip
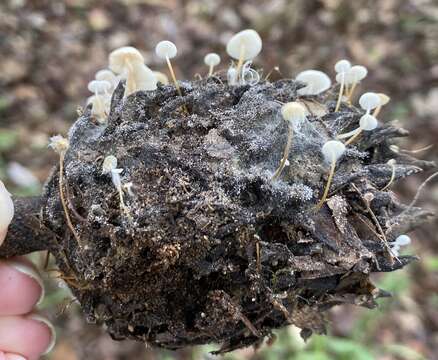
[28,315,56,356]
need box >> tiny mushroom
[87,80,112,122]
[391,234,412,256]
[373,93,390,117]
[102,155,129,216]
[204,53,221,76]
[108,46,146,98]
[155,40,185,108]
[381,159,397,191]
[334,59,351,112]
[337,92,380,145]
[95,69,120,92]
[272,102,306,181]
[345,65,368,101]
[315,140,346,209]
[226,29,262,79]
[296,70,332,96]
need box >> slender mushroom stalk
[272,102,306,181]
[204,53,221,76]
[381,159,397,191]
[155,40,187,113]
[373,93,390,117]
[296,70,332,96]
[345,65,368,102]
[226,29,262,81]
[334,59,351,112]
[155,41,181,95]
[108,46,145,98]
[48,135,82,247]
[315,140,346,210]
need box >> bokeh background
[0,0,437,359]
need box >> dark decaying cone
[0,78,435,353]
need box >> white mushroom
[272,102,306,180]
[155,40,185,108]
[204,53,221,76]
[345,65,368,101]
[108,46,146,98]
[87,80,112,122]
[334,59,351,112]
[296,70,332,96]
[95,69,120,92]
[316,140,346,209]
[226,29,262,80]
[373,93,390,117]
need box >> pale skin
[0,185,54,360]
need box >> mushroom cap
[346,65,368,83]
[296,70,332,96]
[49,135,69,154]
[155,41,177,59]
[88,80,112,94]
[0,180,14,231]
[226,29,262,61]
[134,64,158,91]
[204,53,221,67]
[109,47,144,74]
[102,155,118,174]
[281,102,306,122]
[395,234,411,246]
[359,114,378,131]
[377,93,390,106]
[359,92,381,111]
[334,59,351,74]
[322,140,346,163]
[95,69,119,88]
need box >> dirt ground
[0,0,437,359]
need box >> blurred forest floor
[0,0,437,359]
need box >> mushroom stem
[236,44,246,81]
[334,73,345,112]
[272,124,293,181]
[208,64,215,77]
[59,152,82,248]
[373,105,383,117]
[344,129,363,145]
[315,155,337,210]
[165,56,188,113]
[381,162,396,191]
[346,81,358,102]
[124,60,137,98]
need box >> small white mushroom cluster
[334,59,368,111]
[337,92,388,145]
[390,234,412,256]
[86,46,159,123]
[226,29,262,86]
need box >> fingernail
[7,260,45,305]
[5,354,27,360]
[29,315,56,355]
[0,180,14,237]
